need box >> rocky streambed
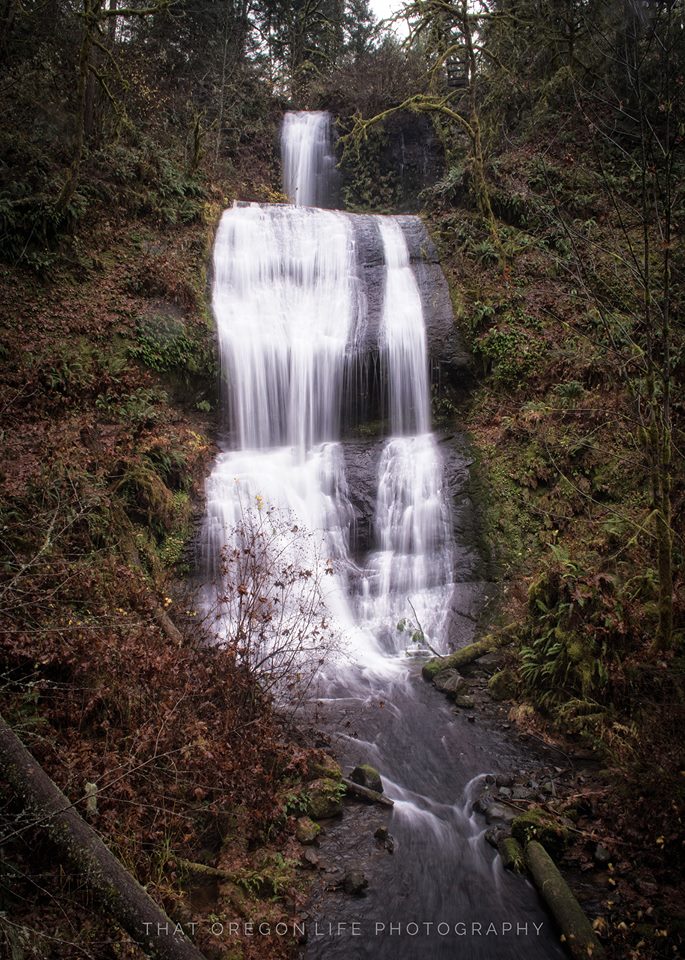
[292,642,613,960]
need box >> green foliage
[235,853,297,900]
[96,385,169,427]
[129,315,215,382]
[90,142,205,225]
[341,126,400,212]
[475,326,539,387]
[519,548,632,712]
[283,791,311,816]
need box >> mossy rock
[307,752,343,782]
[307,778,344,820]
[488,668,516,701]
[511,807,570,859]
[350,764,383,794]
[295,816,320,845]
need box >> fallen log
[0,712,206,960]
[525,840,605,960]
[422,635,502,681]
[341,777,394,807]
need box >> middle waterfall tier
[202,201,456,670]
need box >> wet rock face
[398,216,471,384]
[336,111,444,213]
[385,113,444,211]
[346,214,471,403]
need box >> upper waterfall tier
[212,203,469,452]
[282,111,337,208]
[213,203,361,452]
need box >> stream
[200,111,565,960]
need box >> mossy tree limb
[0,712,207,960]
[525,840,605,960]
[422,634,505,681]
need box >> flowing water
[201,112,565,959]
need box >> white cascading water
[358,218,453,650]
[202,112,453,673]
[281,111,336,207]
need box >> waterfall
[358,219,453,651]
[202,111,454,671]
[212,202,359,451]
[201,110,561,960]
[282,111,336,207]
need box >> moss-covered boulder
[306,752,343,782]
[511,807,570,859]
[307,778,344,820]
[295,816,320,845]
[488,668,516,701]
[433,668,466,698]
[350,764,383,794]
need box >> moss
[511,807,570,859]
[306,753,343,782]
[498,836,526,873]
[422,635,501,681]
[488,668,516,701]
[350,764,382,793]
[306,778,345,820]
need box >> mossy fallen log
[525,840,605,960]
[422,635,501,681]
[498,836,525,873]
[342,777,394,807]
[0,712,206,960]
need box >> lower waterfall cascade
[199,113,566,960]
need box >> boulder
[433,668,466,698]
[485,803,517,825]
[453,694,475,709]
[342,868,368,896]
[307,753,343,782]
[301,848,321,870]
[307,778,344,820]
[484,826,508,848]
[350,764,383,794]
[488,669,516,701]
[295,817,320,845]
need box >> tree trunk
[55,1,93,217]
[0,712,207,960]
[525,840,606,960]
